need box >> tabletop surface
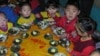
[0,25,73,56]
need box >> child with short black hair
[54,0,80,43]
[0,12,13,34]
[17,2,35,25]
[36,0,60,22]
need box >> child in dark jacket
[67,17,97,56]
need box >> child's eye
[3,20,6,21]
[72,10,76,12]
[23,10,26,11]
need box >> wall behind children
[91,0,100,31]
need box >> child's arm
[67,46,95,56]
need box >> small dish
[48,47,58,54]
[58,38,70,47]
[21,33,29,39]
[44,33,53,40]
[0,34,7,42]
[13,38,22,45]
[8,27,20,35]
[49,40,58,46]
[31,30,39,36]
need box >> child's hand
[29,22,33,25]
[35,13,41,18]
[66,47,72,53]
[51,25,57,30]
[60,33,67,38]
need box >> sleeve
[64,28,80,43]
[68,32,80,43]
[70,46,95,56]
[55,17,65,27]
[6,7,18,23]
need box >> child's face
[0,14,7,27]
[65,5,80,21]
[20,5,31,18]
[46,7,58,15]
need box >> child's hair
[90,49,100,56]
[0,0,8,5]
[92,31,100,43]
[0,11,7,18]
[17,0,30,3]
[19,2,31,9]
[46,0,59,9]
[65,0,80,10]
[78,16,97,34]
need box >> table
[0,25,73,56]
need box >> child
[37,0,60,22]
[55,1,80,43]
[17,2,35,25]
[0,0,18,24]
[90,49,100,56]
[67,17,97,56]
[0,12,13,34]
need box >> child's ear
[77,10,80,15]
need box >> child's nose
[69,12,73,14]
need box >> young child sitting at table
[17,2,35,26]
[54,0,80,43]
[36,0,60,22]
[0,12,13,34]
[67,17,97,56]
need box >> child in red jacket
[67,17,97,56]
[55,1,80,43]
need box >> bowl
[11,45,20,52]
[0,34,7,42]
[53,27,65,36]
[54,53,66,56]
[21,33,29,39]
[13,38,22,45]
[10,52,20,56]
[37,21,49,30]
[49,40,58,46]
[8,27,20,35]
[20,24,31,32]
[58,38,70,47]
[44,33,53,40]
[31,30,39,36]
[48,47,58,54]
[0,46,7,55]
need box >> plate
[48,47,58,54]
